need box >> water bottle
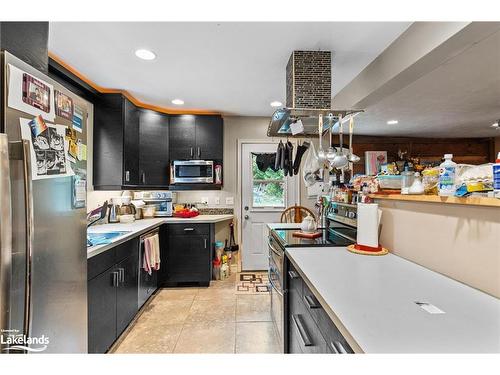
[438,154,457,196]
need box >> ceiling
[48,22,410,116]
[347,28,500,138]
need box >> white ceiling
[48,22,410,116]
[353,28,500,138]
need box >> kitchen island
[285,246,500,353]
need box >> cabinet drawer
[88,248,116,280]
[289,313,327,354]
[302,281,354,354]
[168,223,210,236]
[115,238,139,262]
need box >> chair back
[280,205,316,223]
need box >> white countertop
[87,214,233,259]
[286,246,500,353]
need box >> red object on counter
[292,231,322,239]
[173,210,200,218]
[353,243,384,253]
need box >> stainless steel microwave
[171,160,214,183]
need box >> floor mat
[235,272,270,294]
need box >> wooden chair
[280,205,316,223]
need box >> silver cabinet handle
[111,271,119,287]
[288,270,300,279]
[0,135,12,350]
[125,170,130,182]
[141,172,146,184]
[183,228,194,231]
[204,238,207,249]
[331,341,348,354]
[190,148,194,158]
[118,268,125,284]
[304,295,321,309]
[291,314,312,347]
[197,147,201,158]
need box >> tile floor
[111,273,281,354]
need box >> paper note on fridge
[19,118,74,180]
[8,64,56,122]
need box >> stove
[271,227,354,248]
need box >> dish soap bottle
[438,154,457,196]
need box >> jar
[212,259,221,280]
[422,168,439,195]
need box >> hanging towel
[150,234,161,271]
[143,237,152,275]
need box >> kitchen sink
[87,231,131,247]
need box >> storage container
[377,175,402,190]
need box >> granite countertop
[87,214,233,259]
[286,246,500,353]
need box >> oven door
[172,160,214,183]
[268,235,284,351]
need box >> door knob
[244,215,249,220]
[244,206,249,211]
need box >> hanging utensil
[332,115,348,168]
[317,114,326,165]
[326,114,337,167]
[347,116,361,163]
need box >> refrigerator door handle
[0,134,13,351]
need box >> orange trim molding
[48,51,220,116]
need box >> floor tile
[173,321,236,353]
[235,322,281,354]
[156,287,199,302]
[197,286,237,301]
[186,298,236,323]
[140,299,194,325]
[236,294,272,322]
[113,322,183,354]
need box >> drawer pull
[331,340,348,354]
[111,271,119,287]
[183,228,195,231]
[288,270,300,279]
[304,295,321,309]
[291,314,312,347]
[118,268,125,284]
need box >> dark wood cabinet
[88,268,117,354]
[285,256,354,354]
[138,109,170,186]
[123,98,140,185]
[87,237,140,353]
[160,223,213,287]
[169,114,223,161]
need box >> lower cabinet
[159,223,213,287]
[88,238,140,354]
[285,258,354,354]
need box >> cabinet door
[166,234,211,283]
[116,254,139,335]
[123,98,140,185]
[139,109,169,186]
[195,115,223,160]
[88,269,117,354]
[169,115,196,160]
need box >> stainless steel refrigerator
[0,51,90,353]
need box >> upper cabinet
[93,95,170,190]
[169,115,223,161]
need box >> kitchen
[0,5,500,374]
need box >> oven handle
[268,274,283,297]
[268,241,282,257]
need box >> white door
[241,142,298,270]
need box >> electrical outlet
[214,197,220,205]
[225,197,234,205]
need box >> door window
[251,153,286,208]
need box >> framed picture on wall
[365,151,387,175]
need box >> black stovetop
[271,227,354,248]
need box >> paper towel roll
[357,203,380,248]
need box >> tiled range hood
[268,50,362,138]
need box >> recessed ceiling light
[387,120,398,125]
[270,101,283,107]
[135,49,156,60]
[171,99,184,105]
[491,120,499,128]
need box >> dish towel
[143,237,152,275]
[150,234,161,271]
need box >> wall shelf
[369,194,500,208]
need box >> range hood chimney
[268,50,363,138]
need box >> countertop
[87,214,233,259]
[286,246,500,353]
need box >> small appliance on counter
[135,191,176,217]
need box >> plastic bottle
[493,152,500,198]
[438,154,457,196]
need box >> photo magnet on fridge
[55,90,74,120]
[22,73,51,113]
[28,115,48,137]
[72,105,84,133]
